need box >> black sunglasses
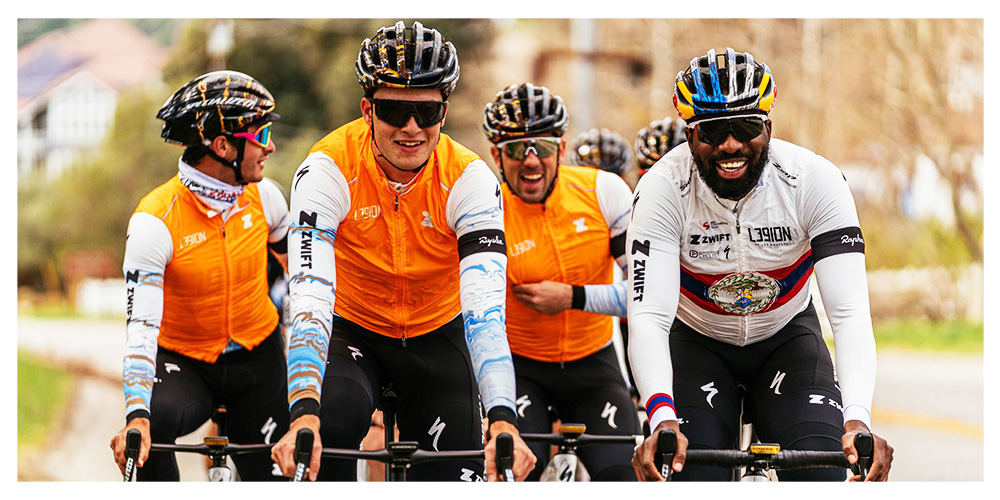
[690,115,768,146]
[370,98,447,129]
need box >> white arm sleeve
[285,152,349,408]
[258,177,291,247]
[626,170,684,431]
[446,159,517,416]
[122,211,172,418]
[800,157,877,429]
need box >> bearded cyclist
[109,71,290,480]
[627,48,893,481]
[482,83,639,481]
[268,21,534,482]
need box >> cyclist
[571,127,633,177]
[268,21,534,482]
[627,48,893,481]
[109,71,290,481]
[482,83,640,481]
[634,117,687,177]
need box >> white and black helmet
[483,82,569,143]
[356,21,460,99]
[571,128,631,177]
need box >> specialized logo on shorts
[164,363,180,374]
[771,370,786,395]
[428,417,446,451]
[707,272,779,315]
[516,395,532,418]
[601,402,619,429]
[573,217,588,233]
[701,382,718,408]
[261,416,277,444]
[348,345,362,360]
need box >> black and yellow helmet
[356,21,460,99]
[673,47,776,121]
[482,82,569,143]
[634,117,687,171]
[156,70,278,146]
[571,128,631,177]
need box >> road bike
[653,427,875,481]
[520,423,643,481]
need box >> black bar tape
[810,226,865,262]
[458,229,506,260]
[610,232,627,260]
[487,406,518,427]
[290,398,320,422]
[268,234,288,254]
[571,285,586,310]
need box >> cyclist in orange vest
[109,71,290,480]
[269,21,534,482]
[482,83,640,480]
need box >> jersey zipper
[393,192,407,348]
[220,217,231,345]
[542,202,568,365]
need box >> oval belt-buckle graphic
[707,272,779,315]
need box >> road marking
[873,407,983,439]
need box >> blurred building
[17,19,168,179]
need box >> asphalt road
[16,317,985,482]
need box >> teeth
[397,141,421,146]
[717,160,746,171]
[523,173,543,181]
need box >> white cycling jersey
[626,138,876,432]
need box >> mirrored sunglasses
[498,137,562,161]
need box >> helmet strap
[204,137,248,186]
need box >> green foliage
[873,319,983,353]
[860,210,983,269]
[18,350,73,451]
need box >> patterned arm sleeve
[626,170,684,432]
[121,212,172,422]
[580,171,634,317]
[446,160,517,424]
[285,153,349,420]
[800,157,876,429]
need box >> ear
[684,126,694,143]
[489,145,502,168]
[765,119,772,138]
[361,97,373,127]
[209,134,234,158]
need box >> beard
[693,142,770,200]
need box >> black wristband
[126,409,150,423]
[571,285,586,310]
[290,398,320,422]
[487,406,518,427]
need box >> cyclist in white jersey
[627,48,893,481]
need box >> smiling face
[490,135,566,204]
[685,116,771,200]
[362,87,447,182]
[237,122,275,184]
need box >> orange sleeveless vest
[134,176,278,362]
[309,118,482,340]
[503,165,616,363]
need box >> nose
[717,132,744,153]
[265,138,276,154]
[522,151,542,167]
[401,115,422,134]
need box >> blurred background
[16,18,984,482]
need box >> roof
[17,19,168,113]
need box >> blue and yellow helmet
[673,48,776,121]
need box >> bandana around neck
[177,159,245,212]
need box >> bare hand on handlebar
[271,414,322,480]
[110,417,151,476]
[842,419,893,481]
[485,420,536,481]
[631,420,687,481]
